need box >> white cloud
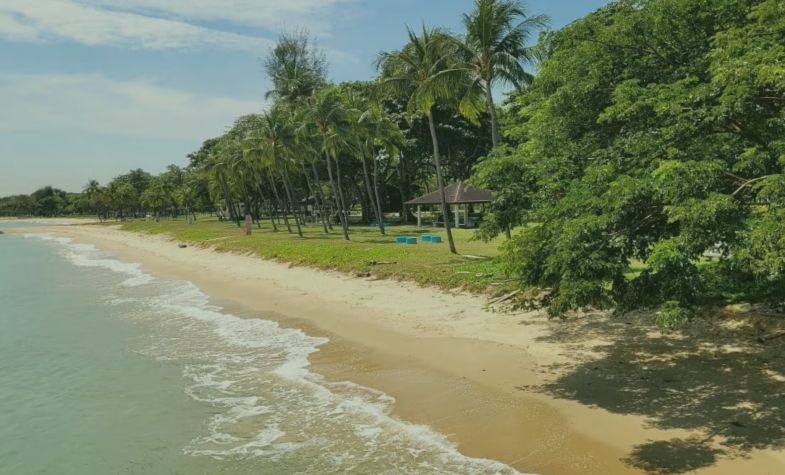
[83,0,355,36]
[0,0,274,51]
[0,13,40,42]
[0,72,262,140]
[0,0,358,52]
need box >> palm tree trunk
[311,161,333,231]
[486,82,500,148]
[218,170,239,225]
[267,171,292,234]
[427,109,457,254]
[372,151,386,235]
[334,155,351,233]
[360,149,384,234]
[280,167,303,237]
[322,138,350,240]
[398,151,409,223]
[302,162,329,234]
[256,182,278,231]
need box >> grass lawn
[120,217,513,294]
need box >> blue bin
[395,236,408,244]
[430,236,443,243]
[421,235,432,242]
[406,237,418,245]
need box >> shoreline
[9,224,785,474]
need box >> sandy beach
[9,223,785,474]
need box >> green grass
[119,217,513,294]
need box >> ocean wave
[34,232,527,475]
[25,234,153,287]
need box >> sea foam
[30,232,528,475]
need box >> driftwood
[488,289,521,306]
[757,331,785,344]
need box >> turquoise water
[0,231,523,475]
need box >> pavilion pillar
[417,205,422,229]
[464,203,469,227]
[454,205,459,228]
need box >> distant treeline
[0,167,214,220]
[0,186,87,217]
[0,165,213,219]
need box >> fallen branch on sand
[488,289,521,306]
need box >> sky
[0,0,609,195]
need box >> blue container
[421,235,432,242]
[430,236,443,243]
[395,236,408,244]
[406,237,418,245]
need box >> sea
[0,222,523,475]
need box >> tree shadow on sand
[528,311,785,473]
[622,437,724,474]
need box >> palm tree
[140,177,169,221]
[358,98,406,235]
[244,108,304,237]
[450,0,548,147]
[174,183,198,223]
[290,113,331,234]
[83,179,101,216]
[377,26,462,254]
[301,86,354,240]
[341,85,386,234]
[264,32,332,234]
[204,140,239,224]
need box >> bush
[655,301,694,330]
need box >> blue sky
[0,0,609,194]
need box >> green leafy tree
[490,0,785,318]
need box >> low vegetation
[121,218,511,294]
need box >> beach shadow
[530,311,785,473]
[623,438,724,474]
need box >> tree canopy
[480,0,785,319]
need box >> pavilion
[404,181,492,229]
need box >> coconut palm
[340,84,386,234]
[244,107,304,237]
[204,140,240,224]
[289,111,331,234]
[301,86,354,240]
[174,182,198,223]
[82,179,101,215]
[264,32,332,234]
[450,0,548,147]
[140,177,169,221]
[377,26,462,254]
[358,97,406,235]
